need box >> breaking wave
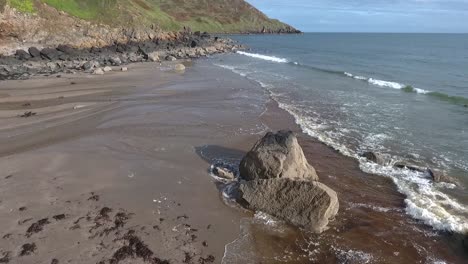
[236,51,288,63]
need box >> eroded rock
[239,130,318,181]
[239,178,338,233]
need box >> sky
[247,0,468,33]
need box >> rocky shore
[0,32,242,81]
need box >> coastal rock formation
[235,131,339,233]
[239,130,318,181]
[239,178,339,233]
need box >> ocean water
[212,33,468,234]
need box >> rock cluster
[237,131,339,233]
[0,33,242,80]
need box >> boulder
[40,48,59,60]
[93,68,104,75]
[174,64,185,71]
[15,50,30,60]
[121,67,128,72]
[28,47,41,58]
[239,178,338,233]
[103,66,112,72]
[239,130,318,181]
[82,61,99,71]
[56,44,74,55]
[190,40,198,48]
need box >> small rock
[174,64,185,71]
[103,66,112,72]
[20,243,36,256]
[165,55,177,61]
[212,165,236,180]
[426,168,458,185]
[360,151,389,165]
[93,68,104,75]
[147,52,161,62]
[121,67,128,72]
[109,56,122,66]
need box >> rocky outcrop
[239,179,338,232]
[239,130,318,181]
[0,34,242,80]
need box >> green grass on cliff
[8,0,35,12]
[6,0,294,33]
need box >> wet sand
[0,59,466,263]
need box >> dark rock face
[15,49,30,60]
[239,130,318,181]
[239,178,339,233]
[190,40,198,48]
[28,47,41,58]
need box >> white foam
[344,72,429,93]
[368,78,405,89]
[212,61,468,234]
[236,51,288,63]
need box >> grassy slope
[5,0,295,33]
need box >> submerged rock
[239,178,338,233]
[393,162,426,173]
[360,151,390,165]
[174,64,185,71]
[239,130,318,181]
[426,168,458,185]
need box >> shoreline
[0,54,466,263]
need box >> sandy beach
[0,58,466,263]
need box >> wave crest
[236,51,288,63]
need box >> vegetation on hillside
[4,0,296,33]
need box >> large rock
[239,178,339,233]
[15,50,30,60]
[239,130,318,181]
[28,47,41,58]
[40,48,59,60]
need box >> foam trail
[344,72,430,94]
[236,51,288,63]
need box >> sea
[211,33,468,240]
